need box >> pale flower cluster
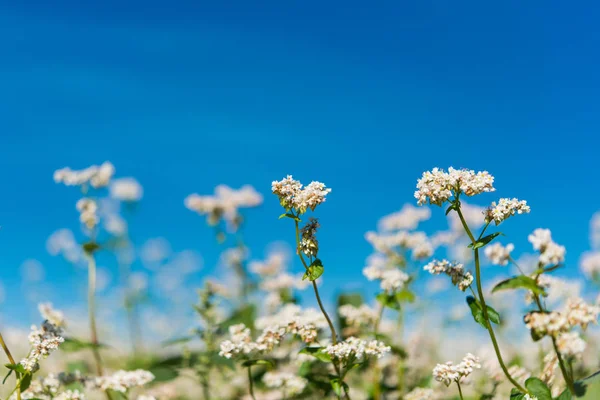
[272,175,331,214]
[76,198,99,230]
[415,167,495,206]
[484,198,530,224]
[110,177,143,202]
[404,387,438,400]
[580,251,600,279]
[54,161,115,188]
[218,323,286,359]
[525,297,599,338]
[378,204,431,231]
[38,303,66,328]
[556,331,586,358]
[484,243,514,266]
[92,370,155,392]
[363,260,410,292]
[185,184,263,229]
[324,337,390,362]
[432,353,481,386]
[20,320,65,372]
[365,231,433,260]
[338,304,379,327]
[262,371,307,395]
[528,229,566,265]
[249,251,287,277]
[54,390,85,400]
[255,304,327,343]
[423,259,473,291]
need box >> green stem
[86,253,104,376]
[247,366,257,400]
[0,333,21,400]
[455,206,528,394]
[456,380,465,400]
[532,295,576,394]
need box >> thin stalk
[0,333,21,400]
[456,381,465,400]
[85,253,104,376]
[120,259,142,356]
[532,295,576,394]
[247,366,257,400]
[455,206,528,394]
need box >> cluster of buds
[528,229,566,265]
[272,176,331,214]
[423,259,473,291]
[20,320,65,372]
[415,167,495,206]
[324,337,390,363]
[54,161,115,189]
[299,218,320,257]
[484,198,530,225]
[91,370,155,392]
[432,353,481,386]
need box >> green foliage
[492,276,547,296]
[60,338,106,353]
[468,232,502,249]
[303,259,324,281]
[466,296,500,328]
[524,377,552,400]
[299,347,332,363]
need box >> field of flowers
[2,163,599,400]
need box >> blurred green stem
[455,205,528,394]
[85,252,104,375]
[0,332,21,400]
[247,366,256,400]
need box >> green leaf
[19,372,32,392]
[278,213,300,221]
[525,377,552,400]
[5,363,26,374]
[555,388,572,400]
[492,276,547,296]
[509,388,526,400]
[466,296,500,328]
[376,293,401,311]
[161,336,196,346]
[329,377,348,396]
[395,289,416,303]
[445,203,458,215]
[302,259,324,281]
[60,338,105,352]
[299,347,332,363]
[468,232,502,249]
[241,359,274,368]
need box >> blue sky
[1,1,599,328]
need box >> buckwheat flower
[219,323,256,359]
[539,242,566,265]
[565,297,600,329]
[137,396,157,400]
[378,204,431,232]
[93,370,154,392]
[541,353,558,387]
[556,331,586,358]
[255,326,287,352]
[76,198,99,229]
[54,161,114,188]
[432,353,480,386]
[524,311,569,338]
[484,198,530,225]
[415,167,495,206]
[528,228,553,251]
[455,353,481,377]
[424,259,473,291]
[249,251,287,277]
[38,303,66,328]
[20,321,65,372]
[325,337,390,362]
[263,372,307,396]
[272,176,331,214]
[338,304,379,327]
[380,269,410,292]
[256,304,327,343]
[260,272,309,292]
[110,178,143,202]
[55,390,85,400]
[404,387,438,400]
[580,251,600,279]
[484,243,514,266]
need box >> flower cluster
[404,387,438,400]
[185,184,262,230]
[38,303,66,328]
[525,298,599,338]
[262,371,307,395]
[324,337,390,362]
[528,229,566,265]
[92,370,155,392]
[363,261,410,292]
[20,320,65,372]
[423,259,473,291]
[580,251,600,279]
[54,161,115,188]
[484,242,514,266]
[255,304,328,343]
[432,353,481,386]
[76,198,99,230]
[484,198,530,224]
[365,231,432,260]
[54,390,85,400]
[338,304,379,327]
[555,331,586,358]
[378,204,431,232]
[272,175,331,214]
[110,177,143,202]
[415,167,495,206]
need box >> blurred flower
[54,161,114,188]
[484,198,530,225]
[110,177,143,202]
[378,204,431,232]
[484,243,514,266]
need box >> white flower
[54,161,114,188]
[55,390,85,400]
[255,304,327,344]
[415,167,495,206]
[484,243,514,266]
[38,303,65,328]
[484,198,530,224]
[20,321,65,372]
[378,204,431,231]
[432,353,481,386]
[580,251,600,279]
[524,311,569,338]
[528,229,566,265]
[272,176,331,214]
[564,297,600,329]
[338,304,378,327]
[110,178,143,202]
[556,332,586,358]
[324,337,390,362]
[93,370,154,392]
[404,387,438,400]
[424,259,473,291]
[76,198,99,229]
[137,396,157,400]
[263,372,307,395]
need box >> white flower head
[415,167,495,206]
